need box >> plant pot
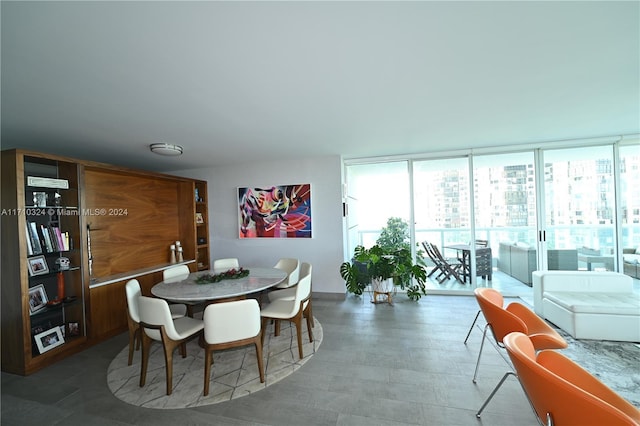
[371,277,393,293]
[371,277,394,304]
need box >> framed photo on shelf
[28,284,48,314]
[67,321,80,337]
[34,327,64,354]
[31,321,51,338]
[33,191,48,207]
[195,212,204,224]
[27,255,49,276]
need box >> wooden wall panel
[88,271,163,340]
[84,168,181,277]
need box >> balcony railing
[349,224,640,273]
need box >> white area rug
[557,329,640,408]
[107,318,322,409]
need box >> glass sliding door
[343,138,635,298]
[345,162,410,254]
[619,142,640,278]
[413,157,471,290]
[541,146,617,271]
[473,152,537,287]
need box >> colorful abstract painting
[238,184,312,238]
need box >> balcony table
[444,244,492,283]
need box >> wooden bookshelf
[1,149,209,374]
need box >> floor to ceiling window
[473,152,537,283]
[619,143,640,278]
[343,138,639,295]
[344,161,410,251]
[541,146,617,271]
[413,157,471,252]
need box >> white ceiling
[2,1,638,172]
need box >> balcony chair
[273,258,300,289]
[267,262,313,329]
[203,299,264,396]
[472,287,568,417]
[212,258,240,273]
[137,295,204,395]
[124,279,187,366]
[504,332,640,426]
[260,266,312,359]
[422,241,463,283]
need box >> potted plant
[340,246,428,301]
[340,244,427,301]
[340,217,428,301]
[340,245,391,295]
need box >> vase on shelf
[57,272,65,301]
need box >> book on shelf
[27,222,43,255]
[40,224,54,252]
[25,223,33,255]
[49,226,60,252]
[53,227,66,251]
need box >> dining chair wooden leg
[253,335,265,383]
[293,313,304,359]
[139,332,152,387]
[305,313,313,342]
[304,304,314,343]
[260,317,269,346]
[203,347,213,396]
[127,321,140,366]
[163,342,174,395]
[307,300,314,328]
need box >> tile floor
[2,271,636,425]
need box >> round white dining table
[151,267,287,302]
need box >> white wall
[173,155,346,298]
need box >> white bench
[532,270,640,342]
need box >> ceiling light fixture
[149,143,183,156]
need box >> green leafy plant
[339,244,427,300]
[376,217,411,252]
[340,217,428,300]
[194,267,250,284]
[377,217,427,267]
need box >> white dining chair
[267,262,313,329]
[162,265,199,316]
[203,299,264,396]
[260,269,312,359]
[273,258,300,289]
[124,279,187,365]
[212,258,240,273]
[163,264,190,281]
[138,295,204,395]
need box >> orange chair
[472,287,568,416]
[504,332,640,426]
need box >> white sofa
[532,270,640,342]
